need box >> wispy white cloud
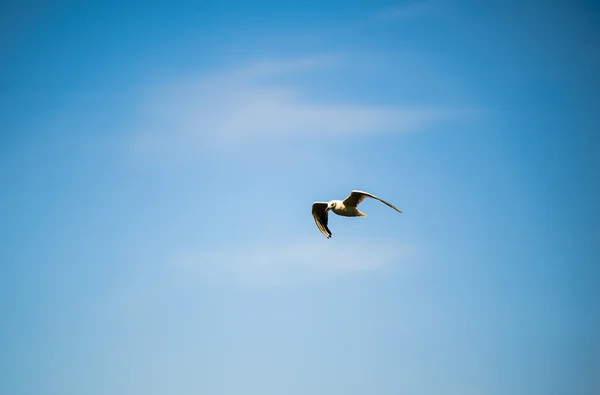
[230,54,339,79]
[131,54,466,158]
[171,239,415,286]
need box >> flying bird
[312,190,402,238]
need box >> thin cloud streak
[171,239,415,286]
[131,55,469,158]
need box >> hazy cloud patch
[131,54,467,159]
[171,239,415,286]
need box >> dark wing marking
[343,190,403,213]
[311,202,332,238]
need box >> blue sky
[1,0,599,394]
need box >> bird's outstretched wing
[343,190,403,213]
[312,202,332,238]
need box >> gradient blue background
[1,1,599,394]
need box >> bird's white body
[328,200,366,217]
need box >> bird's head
[325,201,336,212]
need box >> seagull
[312,190,402,238]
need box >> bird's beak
[325,207,330,213]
